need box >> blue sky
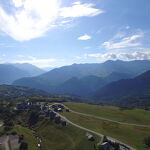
[0,0,150,68]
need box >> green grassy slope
[61,102,150,150]
[64,102,150,125]
[36,118,100,150]
[0,120,101,150]
[61,111,150,150]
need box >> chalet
[29,105,41,111]
[86,133,95,141]
[16,104,27,110]
[100,142,111,150]
[42,106,49,112]
[61,120,67,126]
[49,111,56,120]
[24,99,32,106]
[43,108,50,114]
[37,143,41,148]
[57,108,62,112]
[54,115,61,124]
[48,109,52,114]
[52,105,57,109]
[57,104,64,109]
[54,107,58,112]
[16,99,33,110]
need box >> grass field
[35,118,101,150]
[64,102,150,125]
[60,102,150,150]
[1,119,99,150]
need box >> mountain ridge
[92,70,150,107]
[0,63,45,84]
[13,60,150,94]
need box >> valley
[1,100,150,150]
[0,0,150,149]
[0,60,150,150]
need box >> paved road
[50,103,137,150]
[4,136,10,150]
[58,103,150,128]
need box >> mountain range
[0,60,150,107]
[13,60,150,96]
[0,63,45,84]
[93,70,150,107]
[55,72,132,96]
[12,63,45,76]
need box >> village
[16,99,70,126]
[0,99,132,150]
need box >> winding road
[50,103,139,150]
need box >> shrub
[19,141,28,150]
[11,131,17,135]
[19,135,24,143]
[0,131,4,136]
[144,137,150,147]
[28,111,39,126]
[4,126,12,132]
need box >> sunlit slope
[64,102,150,125]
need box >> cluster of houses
[16,100,69,127]
[16,99,41,111]
[51,104,69,112]
[49,104,70,126]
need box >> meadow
[35,118,100,150]
[0,117,101,150]
[64,102,150,125]
[61,102,150,150]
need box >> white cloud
[60,20,72,24]
[72,1,81,5]
[12,0,24,7]
[60,2,104,18]
[0,0,60,41]
[87,51,150,62]
[78,34,91,40]
[0,1,104,41]
[14,56,57,68]
[103,34,143,50]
